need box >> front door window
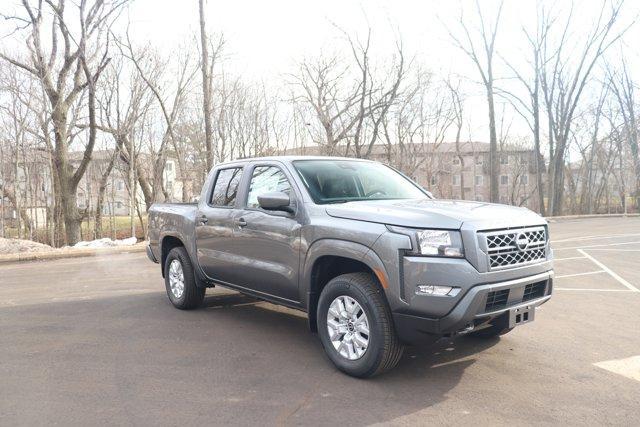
[246,166,292,209]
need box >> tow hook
[458,323,475,334]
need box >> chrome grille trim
[478,226,547,270]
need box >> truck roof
[215,155,376,167]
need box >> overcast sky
[122,0,639,145]
[2,0,639,146]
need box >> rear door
[229,163,303,303]
[195,166,245,284]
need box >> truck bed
[147,203,198,260]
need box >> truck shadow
[0,290,500,426]
[197,290,500,424]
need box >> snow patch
[73,237,138,248]
[0,238,53,255]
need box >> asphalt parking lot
[1,217,639,426]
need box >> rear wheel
[164,247,205,310]
[317,272,404,378]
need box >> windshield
[293,160,429,204]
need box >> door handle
[198,215,208,224]
[235,218,247,227]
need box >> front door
[195,166,245,284]
[230,164,302,303]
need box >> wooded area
[0,0,638,246]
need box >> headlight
[389,227,464,258]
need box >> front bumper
[393,270,553,344]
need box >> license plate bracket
[509,305,535,328]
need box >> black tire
[317,272,404,378]
[164,247,205,310]
[469,323,513,338]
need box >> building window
[475,156,483,165]
[116,180,124,191]
[166,161,174,172]
[430,175,437,186]
[452,175,460,186]
[500,175,509,185]
[475,175,483,186]
[500,155,509,165]
[521,174,529,185]
[453,157,460,165]
[116,201,123,209]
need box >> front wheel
[164,247,205,310]
[317,273,404,378]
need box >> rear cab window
[209,167,243,207]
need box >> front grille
[480,226,547,270]
[485,289,509,311]
[523,281,546,301]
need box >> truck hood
[324,199,545,230]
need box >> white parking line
[555,270,605,279]
[554,256,587,261]
[554,241,640,251]
[585,249,640,252]
[555,288,634,292]
[552,233,640,243]
[594,356,640,382]
[578,249,640,293]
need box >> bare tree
[447,0,503,203]
[120,35,199,203]
[0,0,128,244]
[497,6,552,214]
[198,0,224,171]
[539,1,629,215]
[446,78,466,198]
[608,57,640,211]
[290,54,362,155]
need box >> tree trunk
[550,140,566,216]
[532,78,545,215]
[0,184,32,235]
[94,149,119,238]
[487,86,499,203]
[199,0,214,171]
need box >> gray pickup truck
[147,156,553,377]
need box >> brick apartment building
[1,149,182,225]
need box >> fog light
[415,285,461,297]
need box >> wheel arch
[160,234,186,277]
[303,239,391,333]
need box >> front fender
[301,239,391,309]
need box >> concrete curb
[546,213,640,222]
[0,243,147,265]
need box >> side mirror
[258,191,294,213]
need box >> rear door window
[210,167,243,207]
